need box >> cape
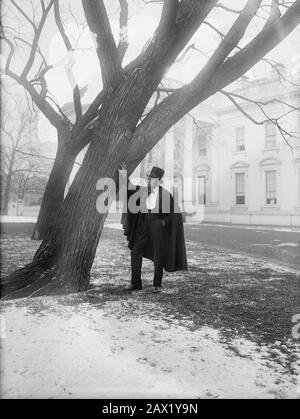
[121,184,188,272]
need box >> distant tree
[10,156,47,204]
[0,100,41,214]
[1,0,96,238]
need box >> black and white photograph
[0,0,300,401]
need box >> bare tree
[10,155,46,203]
[1,0,300,299]
[0,101,41,214]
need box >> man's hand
[119,161,127,181]
[119,161,127,171]
[119,161,132,188]
[162,219,166,227]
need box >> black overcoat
[121,184,188,272]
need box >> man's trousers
[131,214,165,288]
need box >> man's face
[146,173,160,190]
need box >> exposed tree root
[0,260,89,300]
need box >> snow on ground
[1,216,300,233]
[1,231,299,399]
[187,223,300,233]
[1,294,299,399]
[277,243,299,247]
[105,223,123,230]
[0,216,37,223]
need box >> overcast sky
[2,0,300,142]
[43,0,300,105]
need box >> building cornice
[258,157,282,167]
[217,91,299,117]
[229,160,250,170]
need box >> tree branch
[263,0,282,29]
[125,1,300,174]
[155,0,179,41]
[123,0,218,113]
[14,149,81,166]
[117,0,129,62]
[20,0,54,79]
[127,0,217,73]
[2,49,63,129]
[72,88,110,134]
[203,20,225,40]
[215,0,300,89]
[53,0,82,122]
[215,3,242,14]
[222,90,300,116]
[22,80,66,128]
[82,0,122,88]
[10,0,37,30]
[53,0,72,50]
[73,85,82,122]
[220,90,294,148]
[209,0,262,68]
[1,31,15,75]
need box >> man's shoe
[124,285,142,291]
[152,286,161,294]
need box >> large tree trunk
[1,25,197,298]
[31,131,77,240]
[1,48,169,299]
[1,102,133,299]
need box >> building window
[195,126,207,156]
[174,122,184,161]
[235,173,245,205]
[298,167,300,207]
[197,176,206,205]
[265,170,277,205]
[148,145,158,164]
[265,122,277,149]
[148,149,153,163]
[174,143,180,161]
[297,116,300,146]
[236,127,245,152]
[174,138,181,161]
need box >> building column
[210,126,218,203]
[158,143,165,169]
[183,116,194,212]
[164,129,174,193]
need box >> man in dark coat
[120,164,188,293]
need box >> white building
[66,69,300,227]
[135,70,300,227]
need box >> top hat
[148,166,165,180]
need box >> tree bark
[32,131,77,240]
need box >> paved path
[184,224,300,270]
